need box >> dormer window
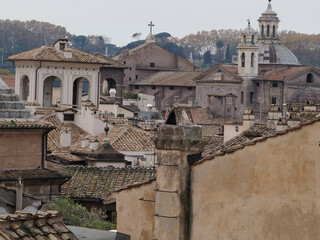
[60,43,66,50]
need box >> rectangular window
[187,87,193,90]
[272,96,277,104]
[63,114,74,121]
[124,61,126,64]
[135,85,139,89]
[152,86,156,90]
[250,92,254,104]
[150,63,155,67]
[129,77,131,81]
[135,75,138,80]
[169,86,175,90]
[241,92,244,104]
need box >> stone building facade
[196,1,320,122]
[113,38,196,91]
[8,39,126,107]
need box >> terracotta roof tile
[202,124,275,158]
[43,115,89,152]
[61,167,156,199]
[198,116,320,165]
[131,71,201,87]
[0,211,78,240]
[8,45,120,67]
[0,168,70,181]
[110,127,155,152]
[0,119,54,129]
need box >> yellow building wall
[191,121,320,240]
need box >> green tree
[155,32,171,39]
[203,50,212,66]
[47,197,115,230]
[225,43,232,63]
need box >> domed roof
[258,43,300,65]
[241,21,257,35]
[262,2,277,16]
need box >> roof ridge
[197,115,320,166]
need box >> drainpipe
[16,178,23,212]
[42,130,50,168]
[97,66,102,108]
[35,61,42,101]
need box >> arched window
[241,53,245,68]
[251,35,254,44]
[307,73,314,83]
[251,53,254,67]
[262,25,264,37]
[267,25,270,37]
[273,25,276,38]
[243,34,246,43]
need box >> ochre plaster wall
[191,121,320,240]
[112,181,156,240]
[0,130,43,169]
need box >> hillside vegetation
[0,19,319,72]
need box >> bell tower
[237,20,259,78]
[258,0,280,44]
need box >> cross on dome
[148,21,154,35]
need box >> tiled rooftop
[110,126,155,152]
[0,168,70,181]
[44,115,89,152]
[0,211,78,240]
[70,125,155,153]
[61,167,156,199]
[8,44,123,67]
[131,71,201,87]
[202,124,275,158]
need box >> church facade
[196,1,320,121]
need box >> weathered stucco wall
[191,121,320,239]
[112,181,156,240]
[0,129,43,169]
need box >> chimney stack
[16,178,23,212]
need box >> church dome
[256,0,300,65]
[258,43,300,65]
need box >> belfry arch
[43,76,62,107]
[20,75,30,101]
[73,77,90,107]
[101,78,117,96]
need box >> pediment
[195,65,242,83]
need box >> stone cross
[148,21,154,35]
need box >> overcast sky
[2,0,318,46]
